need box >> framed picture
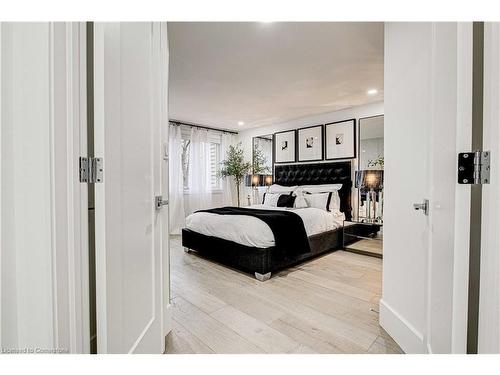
[325,119,356,160]
[273,130,296,163]
[297,125,323,162]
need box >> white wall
[236,102,384,203]
[0,23,89,353]
[238,101,384,164]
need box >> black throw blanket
[197,206,311,256]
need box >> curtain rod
[169,119,238,135]
[254,136,273,141]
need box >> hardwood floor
[166,236,402,354]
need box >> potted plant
[219,143,252,207]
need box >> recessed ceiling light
[238,121,245,126]
[367,89,378,95]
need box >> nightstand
[343,219,383,258]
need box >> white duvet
[185,205,344,248]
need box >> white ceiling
[168,22,384,131]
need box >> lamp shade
[264,175,273,186]
[358,170,384,190]
[245,174,270,187]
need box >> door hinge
[79,157,103,183]
[458,151,490,184]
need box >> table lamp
[360,170,384,222]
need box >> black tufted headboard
[274,162,352,220]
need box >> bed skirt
[181,227,343,277]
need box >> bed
[181,162,352,281]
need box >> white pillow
[293,190,308,209]
[268,184,298,194]
[262,192,295,208]
[329,190,341,212]
[303,192,332,211]
[263,193,282,207]
[297,184,342,194]
[296,184,342,211]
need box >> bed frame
[181,161,352,281]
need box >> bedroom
[2,17,499,359]
[166,22,439,354]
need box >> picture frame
[297,125,324,162]
[273,130,296,163]
[325,119,356,160]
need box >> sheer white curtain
[187,127,211,213]
[221,132,236,206]
[168,124,185,234]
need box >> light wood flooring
[165,236,402,354]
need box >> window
[209,142,221,190]
[180,133,222,192]
[181,138,191,190]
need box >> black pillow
[262,192,296,208]
[277,194,296,208]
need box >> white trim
[478,21,500,354]
[0,21,3,349]
[65,21,77,353]
[379,299,426,354]
[77,22,91,354]
[66,22,90,354]
[160,22,172,344]
[48,20,59,350]
[451,21,473,354]
[92,21,108,353]
[163,303,173,349]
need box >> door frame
[0,22,90,353]
[449,22,474,354]
[478,21,500,354]
[159,22,173,345]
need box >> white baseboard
[162,303,173,354]
[379,299,426,353]
[164,303,173,336]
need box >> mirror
[252,135,273,175]
[357,115,384,223]
[359,115,384,171]
[249,135,273,205]
[345,115,384,257]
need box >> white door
[1,22,90,353]
[93,22,171,354]
[381,23,472,353]
[478,22,500,354]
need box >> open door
[478,21,500,354]
[381,23,472,353]
[93,22,171,353]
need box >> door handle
[155,196,168,210]
[413,199,429,215]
